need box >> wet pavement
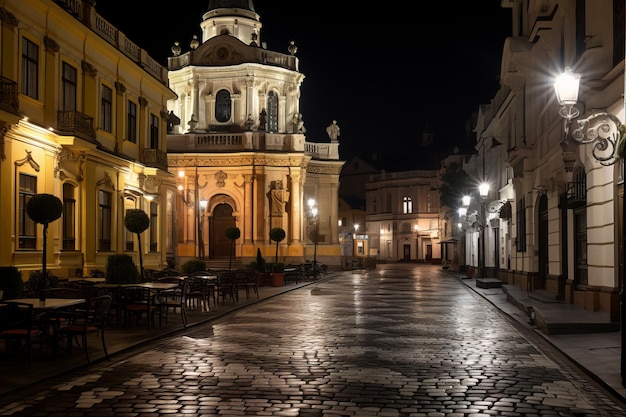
[1,264,625,416]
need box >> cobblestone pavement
[1,264,625,416]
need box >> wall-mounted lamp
[555,67,622,166]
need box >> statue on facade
[326,120,340,141]
[259,108,267,131]
[269,180,289,215]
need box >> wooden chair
[0,301,43,367]
[56,294,112,363]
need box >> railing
[54,0,168,84]
[57,111,96,141]
[168,133,340,161]
[0,76,19,114]
[142,148,169,171]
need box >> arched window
[267,91,278,133]
[215,89,231,123]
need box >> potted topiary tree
[105,254,140,284]
[26,193,63,301]
[225,226,241,271]
[269,227,286,286]
[124,209,150,282]
[0,266,23,300]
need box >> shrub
[25,270,60,297]
[106,254,140,284]
[181,259,206,275]
[0,266,24,299]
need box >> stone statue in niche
[269,180,289,216]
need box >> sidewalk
[0,277,320,395]
[455,273,626,402]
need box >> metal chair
[157,278,191,327]
[0,301,43,367]
[56,294,112,363]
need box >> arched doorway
[209,202,236,259]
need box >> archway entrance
[209,202,236,258]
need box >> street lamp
[198,199,207,259]
[478,183,489,279]
[307,198,319,279]
[554,67,625,383]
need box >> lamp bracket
[566,111,622,166]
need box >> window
[215,89,231,123]
[372,197,377,214]
[98,190,112,251]
[386,193,392,213]
[127,100,137,143]
[18,174,37,249]
[124,197,135,251]
[516,197,526,252]
[267,91,278,132]
[62,183,76,250]
[100,85,112,132]
[150,113,159,149]
[149,201,158,252]
[61,62,77,111]
[402,196,412,214]
[21,38,38,99]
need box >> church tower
[166,0,344,267]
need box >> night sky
[95,1,512,171]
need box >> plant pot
[270,272,284,287]
[257,272,269,287]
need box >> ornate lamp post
[554,67,625,383]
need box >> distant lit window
[61,62,77,111]
[98,190,112,251]
[403,196,412,214]
[150,201,158,252]
[62,183,76,250]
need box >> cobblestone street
[1,264,624,416]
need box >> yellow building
[166,0,344,267]
[0,0,177,278]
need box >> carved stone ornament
[96,172,115,190]
[14,150,40,172]
[214,170,227,188]
[44,36,60,53]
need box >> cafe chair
[187,275,213,312]
[56,294,112,363]
[235,269,258,299]
[157,278,191,327]
[0,301,44,367]
[216,271,238,303]
[121,286,161,330]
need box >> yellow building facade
[0,0,177,279]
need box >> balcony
[57,111,96,142]
[142,148,169,171]
[0,76,19,115]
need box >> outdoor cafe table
[5,297,87,355]
[94,282,180,328]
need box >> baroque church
[166,0,344,267]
